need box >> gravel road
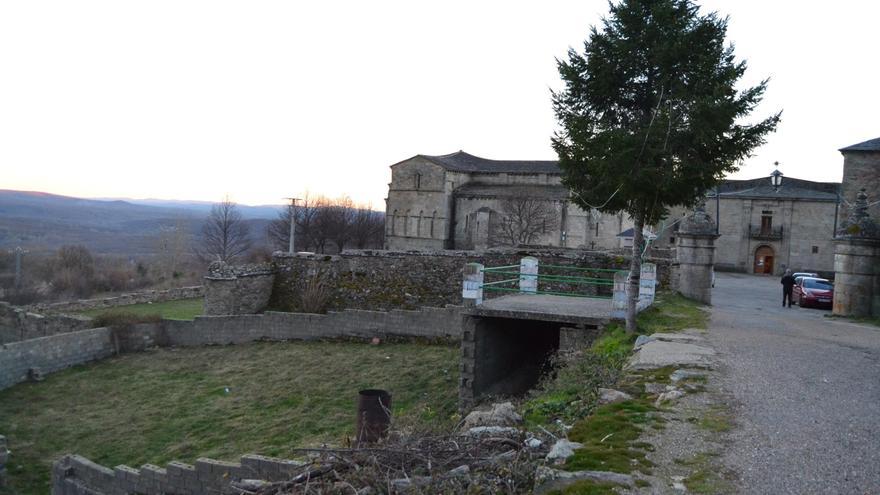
[710,272,880,494]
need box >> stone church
[383,148,873,276]
[383,151,632,251]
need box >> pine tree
[552,0,780,331]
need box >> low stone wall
[53,453,307,495]
[0,327,115,390]
[0,302,93,344]
[265,249,671,314]
[203,264,274,316]
[0,306,461,391]
[29,286,204,314]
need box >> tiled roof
[839,137,880,152]
[708,177,840,201]
[419,151,561,174]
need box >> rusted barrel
[356,389,392,443]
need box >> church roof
[418,151,561,174]
[839,137,880,152]
[708,176,840,201]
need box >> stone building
[383,151,631,251]
[838,137,880,225]
[658,176,840,276]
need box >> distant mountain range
[0,190,281,255]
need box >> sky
[1,1,878,208]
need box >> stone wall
[0,302,93,344]
[0,306,462,391]
[53,453,308,495]
[0,327,115,390]
[203,264,274,316]
[29,286,204,314]
[267,249,670,314]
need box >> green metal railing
[480,264,617,299]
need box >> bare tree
[491,198,561,247]
[268,194,321,252]
[197,197,252,263]
[350,205,385,249]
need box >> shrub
[298,270,331,314]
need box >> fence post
[519,257,539,294]
[611,270,629,319]
[639,263,657,309]
[462,263,484,306]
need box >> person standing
[781,269,796,307]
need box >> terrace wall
[0,302,93,344]
[28,286,204,314]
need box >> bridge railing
[462,257,656,314]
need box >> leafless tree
[197,197,252,263]
[350,205,385,249]
[269,195,384,253]
[491,197,561,246]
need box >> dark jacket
[781,275,796,290]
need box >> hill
[0,190,277,255]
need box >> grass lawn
[0,341,460,495]
[77,297,204,320]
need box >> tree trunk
[626,214,645,333]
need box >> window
[812,246,819,254]
[414,173,421,189]
[760,215,772,234]
[670,236,676,244]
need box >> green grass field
[0,341,460,494]
[78,297,204,320]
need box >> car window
[804,279,833,290]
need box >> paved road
[710,272,880,494]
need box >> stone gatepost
[676,202,719,305]
[462,263,484,306]
[519,257,538,294]
[833,189,880,317]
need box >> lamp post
[770,162,784,192]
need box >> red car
[793,277,834,309]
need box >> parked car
[793,277,834,309]
[792,271,819,280]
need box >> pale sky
[1,1,878,208]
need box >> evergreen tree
[552,0,779,331]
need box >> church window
[812,245,819,254]
[417,211,424,237]
[415,173,421,189]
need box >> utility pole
[284,198,301,254]
[13,246,27,289]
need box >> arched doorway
[753,245,775,274]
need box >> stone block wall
[203,264,274,316]
[0,302,94,344]
[267,249,670,314]
[53,453,308,495]
[29,286,204,314]
[0,328,115,390]
[0,307,461,391]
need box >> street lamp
[770,162,784,192]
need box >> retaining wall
[0,302,93,344]
[53,453,307,495]
[29,286,204,314]
[265,249,671,314]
